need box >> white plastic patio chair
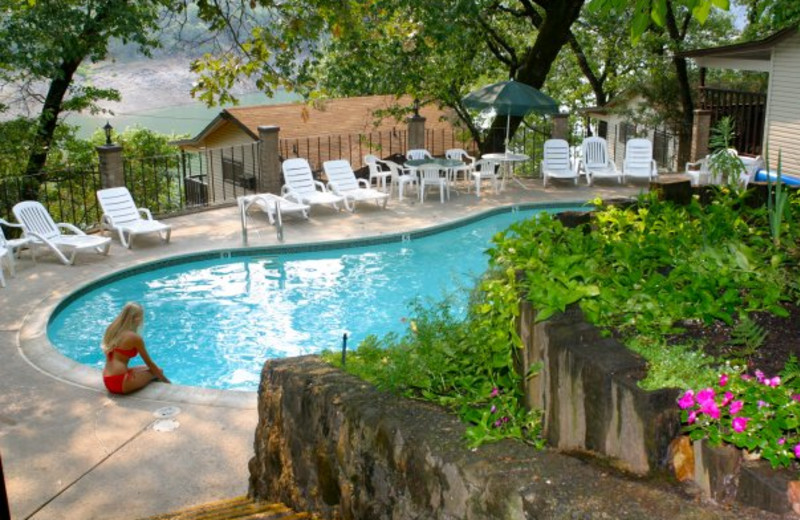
[622,138,658,182]
[281,158,345,213]
[541,139,578,187]
[0,218,32,261]
[323,160,389,212]
[0,231,14,288]
[96,187,172,248]
[364,154,392,192]
[406,149,433,161]
[12,201,111,265]
[445,148,476,182]
[377,159,418,200]
[683,155,711,186]
[470,159,500,197]
[580,137,622,185]
[418,163,449,203]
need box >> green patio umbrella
[462,79,560,152]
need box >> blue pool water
[48,205,585,391]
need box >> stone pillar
[551,113,569,140]
[406,114,426,151]
[691,109,712,163]
[258,125,282,194]
[96,145,125,188]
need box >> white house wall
[765,33,800,175]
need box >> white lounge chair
[0,228,15,287]
[377,159,418,200]
[622,138,658,182]
[323,160,389,212]
[281,158,344,213]
[12,201,111,265]
[97,187,172,248]
[580,137,622,185]
[541,139,578,187]
[237,193,310,225]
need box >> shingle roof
[183,95,455,145]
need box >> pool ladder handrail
[238,196,284,245]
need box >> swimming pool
[48,204,587,391]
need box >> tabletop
[405,158,465,168]
[482,152,530,162]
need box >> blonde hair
[101,302,143,354]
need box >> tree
[0,0,182,196]
[190,0,729,152]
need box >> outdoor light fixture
[103,121,113,145]
[412,99,420,117]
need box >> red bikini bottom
[103,370,132,394]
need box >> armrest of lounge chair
[138,207,156,220]
[56,223,86,235]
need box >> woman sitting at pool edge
[102,302,170,394]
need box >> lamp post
[103,121,113,146]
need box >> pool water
[48,206,584,391]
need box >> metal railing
[0,167,103,232]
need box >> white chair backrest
[406,149,432,161]
[474,159,498,175]
[282,158,317,195]
[445,148,472,162]
[417,163,443,181]
[13,201,60,240]
[624,138,654,172]
[377,160,404,182]
[581,137,610,168]
[364,154,384,176]
[97,187,140,226]
[542,139,571,171]
[323,160,360,192]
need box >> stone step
[137,495,312,520]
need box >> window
[222,157,255,189]
[618,122,636,143]
[598,121,608,139]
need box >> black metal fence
[0,167,103,232]
[699,87,766,156]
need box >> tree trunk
[484,0,585,153]
[23,57,83,200]
[673,54,694,167]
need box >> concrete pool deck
[0,178,645,519]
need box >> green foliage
[725,313,767,363]
[766,150,791,247]
[707,116,747,188]
[322,290,544,449]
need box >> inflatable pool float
[753,169,800,186]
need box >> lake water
[64,91,301,139]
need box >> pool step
[138,495,314,520]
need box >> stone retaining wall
[517,304,682,475]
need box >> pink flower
[732,417,749,433]
[755,369,765,383]
[678,390,695,409]
[494,419,503,428]
[490,405,497,414]
[794,444,800,458]
[687,411,697,424]
[793,394,800,403]
[696,388,715,403]
[490,387,499,398]
[779,438,786,446]
[729,400,744,415]
[719,373,729,387]
[758,400,769,409]
[767,376,781,387]
[721,392,734,406]
[741,374,753,381]
[699,399,720,419]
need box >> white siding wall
[766,33,800,175]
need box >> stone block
[737,460,794,514]
[650,178,693,205]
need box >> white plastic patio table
[481,152,530,191]
[405,158,465,189]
